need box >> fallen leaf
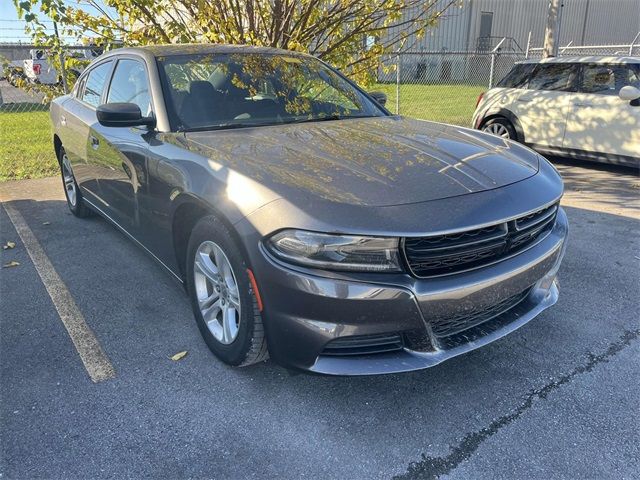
[42,222,51,226]
[2,241,16,250]
[3,261,20,268]
[170,351,188,361]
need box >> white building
[395,0,640,53]
[379,0,640,84]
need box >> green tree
[14,0,459,89]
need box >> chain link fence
[375,41,639,126]
[0,44,104,180]
[1,44,101,111]
[527,42,640,58]
[375,51,524,125]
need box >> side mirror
[618,85,640,102]
[368,91,387,107]
[96,102,155,128]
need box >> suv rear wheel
[481,117,517,141]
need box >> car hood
[183,116,539,207]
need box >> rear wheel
[186,215,269,367]
[58,146,92,218]
[481,117,517,141]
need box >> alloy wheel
[483,122,511,138]
[61,153,77,207]
[193,240,241,345]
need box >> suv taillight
[475,92,485,108]
[32,63,41,75]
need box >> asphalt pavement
[1,160,638,479]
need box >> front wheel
[481,117,517,141]
[186,215,269,367]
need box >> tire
[481,117,518,141]
[185,215,269,367]
[58,146,93,218]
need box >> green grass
[0,110,57,182]
[0,84,483,182]
[373,83,485,126]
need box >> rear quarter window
[579,64,640,95]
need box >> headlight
[266,229,402,272]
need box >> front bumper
[252,208,568,375]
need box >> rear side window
[579,64,640,95]
[106,59,152,116]
[527,63,578,92]
[497,64,535,88]
[81,61,113,107]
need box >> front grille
[404,203,558,277]
[430,287,532,338]
[321,333,404,356]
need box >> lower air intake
[322,333,404,356]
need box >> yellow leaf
[170,351,188,361]
[2,241,16,250]
[3,261,20,268]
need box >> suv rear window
[497,64,535,88]
[527,63,578,92]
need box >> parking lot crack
[394,328,640,480]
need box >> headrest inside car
[189,80,217,97]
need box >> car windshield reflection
[157,53,386,132]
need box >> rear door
[511,62,579,148]
[65,60,114,201]
[563,63,640,159]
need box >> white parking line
[3,203,116,383]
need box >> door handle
[90,135,99,149]
[60,115,66,126]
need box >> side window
[527,64,578,92]
[81,61,113,107]
[580,64,640,95]
[106,59,152,116]
[497,64,535,88]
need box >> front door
[563,63,640,158]
[88,57,154,232]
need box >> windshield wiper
[178,115,376,132]
[178,121,279,133]
[287,114,375,125]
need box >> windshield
[157,53,386,131]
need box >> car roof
[517,56,640,65]
[102,43,304,59]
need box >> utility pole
[543,0,562,58]
[53,21,69,94]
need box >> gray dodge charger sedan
[50,44,568,375]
